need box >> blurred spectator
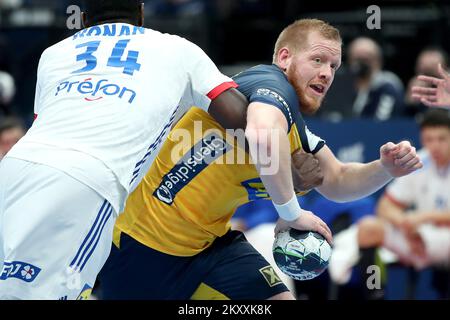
[405,48,449,118]
[347,37,405,121]
[329,108,450,298]
[0,35,15,117]
[0,70,15,117]
[412,63,450,110]
[0,0,22,10]
[0,116,26,160]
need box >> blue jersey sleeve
[247,83,295,129]
[233,64,326,153]
[233,65,300,130]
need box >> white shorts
[0,158,117,300]
[384,223,450,269]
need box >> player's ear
[138,3,145,27]
[81,12,88,28]
[277,47,291,72]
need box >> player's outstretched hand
[274,210,333,245]
[380,141,423,178]
[291,148,324,192]
[411,63,450,108]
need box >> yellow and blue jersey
[114,64,325,256]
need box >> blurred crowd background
[1,0,450,123]
[1,0,449,300]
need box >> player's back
[7,23,223,212]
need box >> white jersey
[386,149,450,212]
[6,23,236,213]
[381,149,450,268]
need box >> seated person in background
[0,116,26,160]
[405,48,448,117]
[329,108,450,286]
[348,37,404,121]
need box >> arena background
[0,0,449,301]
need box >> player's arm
[245,102,332,244]
[208,87,248,131]
[210,90,325,193]
[208,88,323,193]
[411,63,450,108]
[314,141,422,202]
[245,102,293,203]
[407,211,450,227]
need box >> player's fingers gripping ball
[273,228,332,280]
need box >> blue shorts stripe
[69,200,109,270]
[79,206,113,271]
[73,203,111,271]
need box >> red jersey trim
[207,81,238,100]
[34,114,38,120]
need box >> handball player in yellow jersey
[98,19,422,300]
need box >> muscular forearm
[246,124,294,204]
[318,159,393,202]
[245,102,294,205]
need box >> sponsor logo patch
[0,261,41,283]
[241,178,269,201]
[154,132,232,204]
[55,78,137,104]
[259,265,282,287]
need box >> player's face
[286,32,341,114]
[421,126,450,167]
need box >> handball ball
[273,228,332,281]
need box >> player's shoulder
[234,64,289,84]
[146,29,199,50]
[234,64,297,99]
[40,35,70,56]
[36,38,67,68]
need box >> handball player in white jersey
[0,0,248,299]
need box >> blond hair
[273,19,341,63]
